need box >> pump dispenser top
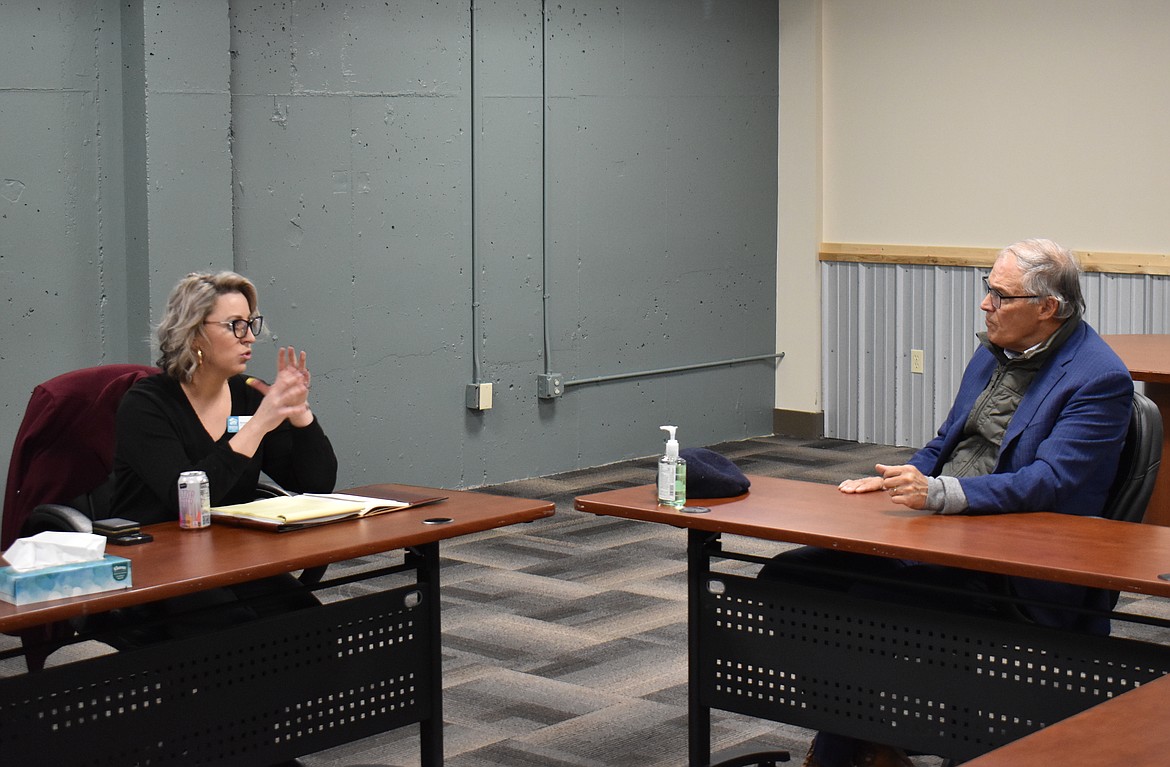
[661,425,679,459]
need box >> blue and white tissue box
[0,555,133,605]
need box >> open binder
[210,490,446,532]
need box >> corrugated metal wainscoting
[822,262,1170,447]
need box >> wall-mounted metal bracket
[537,373,563,399]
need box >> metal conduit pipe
[540,1,553,378]
[562,352,784,389]
[469,1,482,385]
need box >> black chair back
[1102,391,1163,524]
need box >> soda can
[178,470,211,529]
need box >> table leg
[1142,382,1170,526]
[409,542,444,767]
[689,529,716,767]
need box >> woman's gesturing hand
[249,346,315,430]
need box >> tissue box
[0,555,132,605]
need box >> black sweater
[112,373,337,525]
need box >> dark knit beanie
[680,448,750,498]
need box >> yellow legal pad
[210,491,445,531]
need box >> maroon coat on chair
[2,364,157,548]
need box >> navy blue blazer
[908,320,1132,632]
[910,320,1132,518]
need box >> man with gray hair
[841,237,1127,520]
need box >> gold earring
[197,349,204,365]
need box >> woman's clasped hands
[248,346,316,430]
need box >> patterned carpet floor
[296,434,911,767]
[5,434,1169,766]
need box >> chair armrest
[254,481,290,499]
[24,504,94,536]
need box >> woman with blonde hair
[113,271,336,522]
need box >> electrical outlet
[911,349,925,375]
[465,382,493,410]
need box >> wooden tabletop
[0,484,553,633]
[575,475,1170,597]
[961,673,1170,766]
[1101,334,1170,383]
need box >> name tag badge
[227,415,252,433]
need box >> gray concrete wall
[0,0,778,517]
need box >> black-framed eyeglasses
[204,316,264,339]
[982,277,1039,310]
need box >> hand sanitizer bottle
[657,425,687,508]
